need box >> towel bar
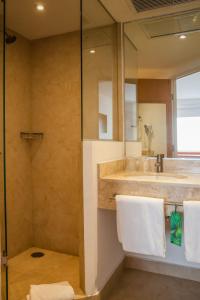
[109,194,183,207]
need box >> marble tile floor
[107,269,200,300]
[8,247,84,300]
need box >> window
[176,71,200,156]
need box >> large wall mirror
[82,0,122,141]
[124,9,200,158]
[124,35,138,142]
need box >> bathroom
[1,0,200,299]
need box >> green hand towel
[170,211,183,246]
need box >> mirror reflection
[124,35,138,142]
[82,0,122,141]
[124,9,200,157]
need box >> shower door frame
[1,0,8,299]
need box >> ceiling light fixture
[36,3,45,12]
[193,16,198,23]
[179,34,187,39]
[89,49,96,54]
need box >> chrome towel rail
[109,194,183,207]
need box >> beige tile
[98,158,200,210]
[31,32,82,255]
[8,247,84,300]
[6,31,82,257]
[6,33,33,257]
[5,30,84,297]
[98,160,125,178]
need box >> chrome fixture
[5,32,17,44]
[155,154,164,173]
[0,30,17,44]
[110,194,184,207]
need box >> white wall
[99,81,113,140]
[138,103,167,156]
[125,83,137,141]
[127,217,200,270]
[126,141,142,157]
[83,140,200,296]
[83,141,125,295]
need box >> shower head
[5,32,16,44]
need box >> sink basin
[124,172,187,181]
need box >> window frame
[174,69,200,158]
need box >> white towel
[184,201,200,263]
[27,282,75,300]
[116,195,166,257]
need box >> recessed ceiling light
[179,34,187,39]
[89,49,96,54]
[193,15,198,23]
[36,3,45,12]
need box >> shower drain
[31,252,45,258]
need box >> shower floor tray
[8,247,84,300]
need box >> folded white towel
[184,201,200,263]
[116,195,166,257]
[27,282,75,300]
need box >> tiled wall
[5,31,81,257]
[6,34,33,257]
[0,33,7,256]
[31,32,82,255]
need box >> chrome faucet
[155,154,164,173]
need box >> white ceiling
[7,0,80,40]
[99,0,200,78]
[6,0,200,40]
[82,0,114,29]
[5,0,200,78]
[125,20,200,78]
[6,0,114,40]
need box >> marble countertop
[100,171,200,188]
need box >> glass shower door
[0,0,8,299]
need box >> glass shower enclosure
[0,0,8,299]
[0,1,83,300]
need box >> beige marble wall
[31,32,82,255]
[4,31,82,257]
[0,33,3,152]
[6,34,33,257]
[126,157,200,174]
[98,159,125,178]
[0,33,6,256]
[98,179,200,210]
[98,158,200,210]
[150,158,200,174]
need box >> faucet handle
[157,153,165,159]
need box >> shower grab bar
[109,194,183,207]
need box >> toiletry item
[170,211,183,246]
[116,195,166,257]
